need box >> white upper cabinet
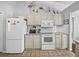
[28,5,63,25]
[39,10,47,20]
[28,6,41,25]
[54,13,64,25]
[47,11,54,20]
[34,8,41,25]
[58,14,64,25]
[28,7,35,25]
[28,6,49,25]
[54,14,59,25]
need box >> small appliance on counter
[28,25,41,34]
[29,26,36,33]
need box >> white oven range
[41,20,56,50]
[41,33,55,50]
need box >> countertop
[25,33,41,35]
[74,39,79,43]
[25,32,68,36]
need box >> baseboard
[2,49,24,53]
[2,50,24,53]
[25,48,41,50]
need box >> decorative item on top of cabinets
[28,4,42,25]
[28,4,55,25]
[34,7,41,25]
[38,6,48,20]
[39,7,44,10]
[64,19,69,24]
[47,9,54,20]
[54,13,64,26]
[28,5,35,25]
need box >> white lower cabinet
[25,35,33,49]
[55,33,62,49]
[28,37,34,49]
[55,32,68,49]
[62,34,68,49]
[25,35,40,49]
[34,35,40,49]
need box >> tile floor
[0,49,75,57]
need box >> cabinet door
[28,37,34,49]
[25,36,29,49]
[75,43,79,56]
[54,14,59,25]
[25,35,33,49]
[55,33,62,49]
[48,12,54,20]
[62,34,68,49]
[54,14,63,25]
[58,14,63,25]
[39,10,47,20]
[28,8,35,25]
[34,12,41,25]
[34,35,40,49]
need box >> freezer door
[6,18,23,40]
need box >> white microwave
[41,20,54,27]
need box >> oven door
[41,34,55,45]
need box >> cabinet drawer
[41,45,55,50]
[76,43,79,49]
[56,37,61,39]
[75,49,79,56]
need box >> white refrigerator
[0,12,4,52]
[5,17,26,53]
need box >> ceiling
[6,1,76,12]
[35,1,76,11]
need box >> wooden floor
[0,49,75,57]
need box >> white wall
[56,25,69,34]
[13,1,29,18]
[62,1,79,50]
[0,2,14,18]
[0,13,4,51]
[62,2,79,35]
[62,2,79,20]
[0,1,14,51]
